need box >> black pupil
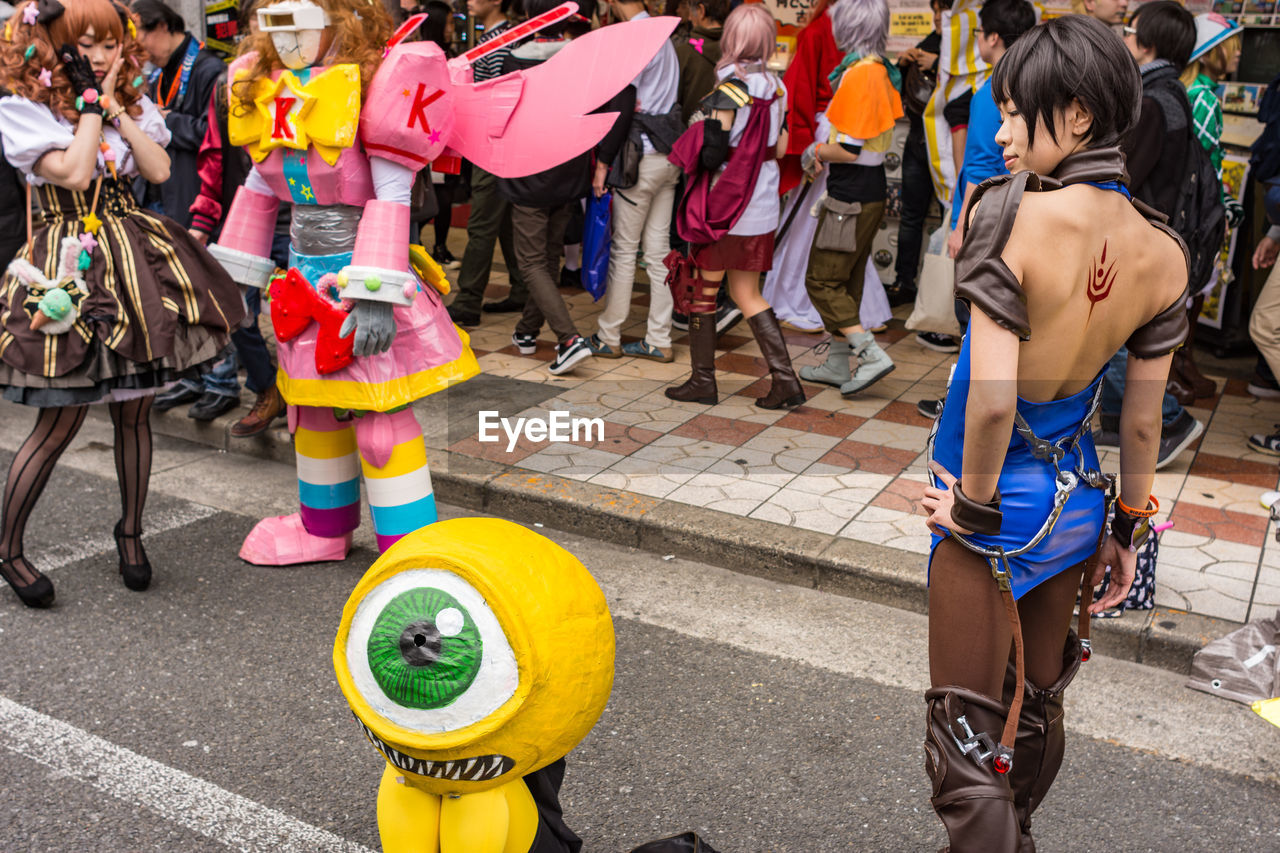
[398,620,442,666]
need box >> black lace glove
[58,45,103,115]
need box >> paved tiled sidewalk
[446,259,1280,627]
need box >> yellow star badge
[81,212,102,235]
[253,72,318,155]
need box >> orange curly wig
[0,0,148,123]
[232,0,392,114]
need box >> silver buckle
[950,714,997,766]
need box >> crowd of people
[0,0,1277,849]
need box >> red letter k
[272,96,296,140]
[407,83,444,132]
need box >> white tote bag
[905,224,962,337]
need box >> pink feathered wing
[446,15,678,178]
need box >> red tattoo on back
[1087,240,1118,318]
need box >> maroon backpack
[668,92,777,245]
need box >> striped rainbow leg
[238,405,360,565]
[354,408,437,553]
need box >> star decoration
[428,129,442,144]
[22,4,38,25]
[252,72,318,153]
[288,177,296,186]
[81,213,102,235]
[300,186,314,201]
[78,232,97,253]
[402,89,410,97]
[37,68,51,87]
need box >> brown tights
[928,536,1085,696]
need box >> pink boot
[238,513,353,566]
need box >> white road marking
[0,695,375,853]
[39,504,219,572]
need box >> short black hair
[131,0,186,33]
[420,0,455,50]
[979,0,1035,49]
[930,0,953,10]
[1131,0,1195,70]
[695,0,730,23]
[991,15,1141,150]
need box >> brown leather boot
[1172,348,1216,400]
[230,385,285,438]
[924,687,1021,853]
[665,312,718,405]
[747,308,804,410]
[1001,632,1083,853]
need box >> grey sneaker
[1156,410,1204,469]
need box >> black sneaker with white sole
[549,335,593,375]
[1247,426,1280,456]
[672,311,689,332]
[511,332,537,355]
[916,398,942,420]
[1156,410,1204,469]
[916,331,960,353]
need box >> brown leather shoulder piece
[1126,217,1191,359]
[953,171,1040,340]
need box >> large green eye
[345,568,519,733]
[366,588,482,709]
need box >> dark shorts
[691,232,776,272]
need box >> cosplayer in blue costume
[917,16,1190,853]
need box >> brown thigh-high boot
[747,308,805,410]
[924,686,1021,853]
[1002,630,1083,853]
[665,311,718,404]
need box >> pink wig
[716,4,776,75]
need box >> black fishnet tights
[108,397,152,566]
[0,405,88,589]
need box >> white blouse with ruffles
[0,94,171,185]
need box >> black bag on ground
[628,831,721,853]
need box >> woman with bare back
[918,16,1188,852]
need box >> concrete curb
[116,404,1235,676]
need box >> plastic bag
[1187,609,1279,706]
[581,192,612,302]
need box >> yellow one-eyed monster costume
[333,518,615,852]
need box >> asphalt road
[0,408,1277,853]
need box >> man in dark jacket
[133,0,225,229]
[671,0,726,125]
[1095,0,1203,467]
[498,5,636,376]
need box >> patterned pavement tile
[1169,502,1270,548]
[610,391,704,433]
[701,448,804,489]
[714,351,770,377]
[449,432,543,465]
[666,471,778,516]
[518,444,625,482]
[567,421,664,455]
[840,505,933,555]
[672,412,769,446]
[848,418,933,452]
[1178,475,1276,518]
[704,391,792,426]
[1187,452,1279,491]
[876,400,937,429]
[775,405,867,438]
[629,432,737,471]
[589,457,697,499]
[739,426,844,469]
[749,488,867,535]
[818,439,919,477]
[1250,565,1280,623]
[870,476,931,517]
[787,463,893,504]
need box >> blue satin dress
[928,332,1108,600]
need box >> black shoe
[714,301,744,335]
[916,331,960,353]
[113,521,151,592]
[482,298,525,313]
[432,245,461,270]
[1247,373,1280,400]
[1156,410,1204,470]
[188,392,240,422]
[559,267,581,289]
[672,311,690,332]
[153,384,201,412]
[1247,425,1280,456]
[0,555,55,608]
[916,398,942,419]
[887,280,917,307]
[447,304,480,327]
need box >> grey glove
[339,300,396,357]
[801,142,819,178]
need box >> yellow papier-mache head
[334,518,615,795]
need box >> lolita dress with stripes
[0,95,244,406]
